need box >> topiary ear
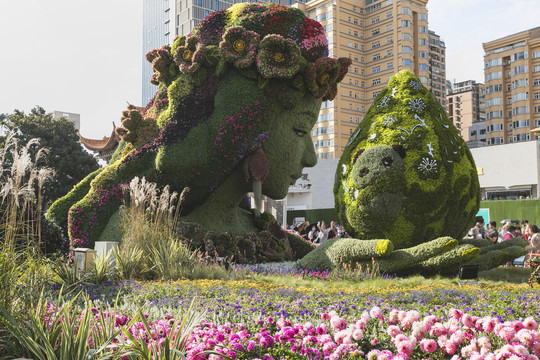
[392,145,406,158]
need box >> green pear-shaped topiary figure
[298,70,527,276]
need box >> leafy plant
[113,245,144,280]
[50,257,80,287]
[86,250,117,285]
[0,292,120,359]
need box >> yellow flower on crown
[273,52,285,63]
[233,39,246,53]
[183,50,194,61]
[317,72,330,85]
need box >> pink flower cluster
[39,302,540,360]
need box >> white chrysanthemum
[409,80,423,91]
[382,115,397,126]
[408,98,426,113]
[377,96,391,109]
[418,157,438,175]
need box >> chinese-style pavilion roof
[79,122,120,152]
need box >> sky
[1,0,539,139]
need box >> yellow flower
[317,72,330,85]
[233,39,246,53]
[273,52,285,63]
[183,49,194,61]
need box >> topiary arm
[298,236,460,274]
[374,237,466,275]
[459,237,529,271]
[298,238,394,271]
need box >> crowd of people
[288,220,349,245]
[466,219,540,265]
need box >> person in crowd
[298,221,310,239]
[515,226,524,239]
[527,224,540,254]
[317,220,330,244]
[485,221,499,244]
[498,223,509,243]
[337,225,350,238]
[467,222,484,239]
[504,225,517,241]
[522,220,530,241]
[478,221,486,238]
[308,225,319,243]
[327,220,338,239]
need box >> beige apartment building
[428,30,446,108]
[293,0,441,159]
[483,26,540,146]
[447,80,486,142]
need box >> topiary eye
[382,157,393,166]
[294,128,307,137]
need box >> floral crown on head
[146,3,351,101]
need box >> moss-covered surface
[298,71,526,276]
[335,70,480,249]
[46,168,103,231]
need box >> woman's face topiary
[261,94,321,200]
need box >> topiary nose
[359,167,369,177]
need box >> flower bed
[29,280,540,359]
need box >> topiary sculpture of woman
[48,3,351,262]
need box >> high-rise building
[142,0,310,105]
[293,0,434,159]
[175,0,309,38]
[142,0,174,106]
[52,111,80,131]
[483,26,540,146]
[447,80,486,146]
[428,30,446,109]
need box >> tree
[1,106,101,207]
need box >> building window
[372,53,381,61]
[372,78,381,85]
[419,63,428,71]
[419,51,427,58]
[402,46,412,54]
[371,17,379,24]
[512,65,528,76]
[401,20,412,29]
[534,78,540,86]
[387,62,393,69]
[372,29,380,36]
[402,59,412,67]
[418,26,427,33]
[372,66,381,73]
[372,41,380,49]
